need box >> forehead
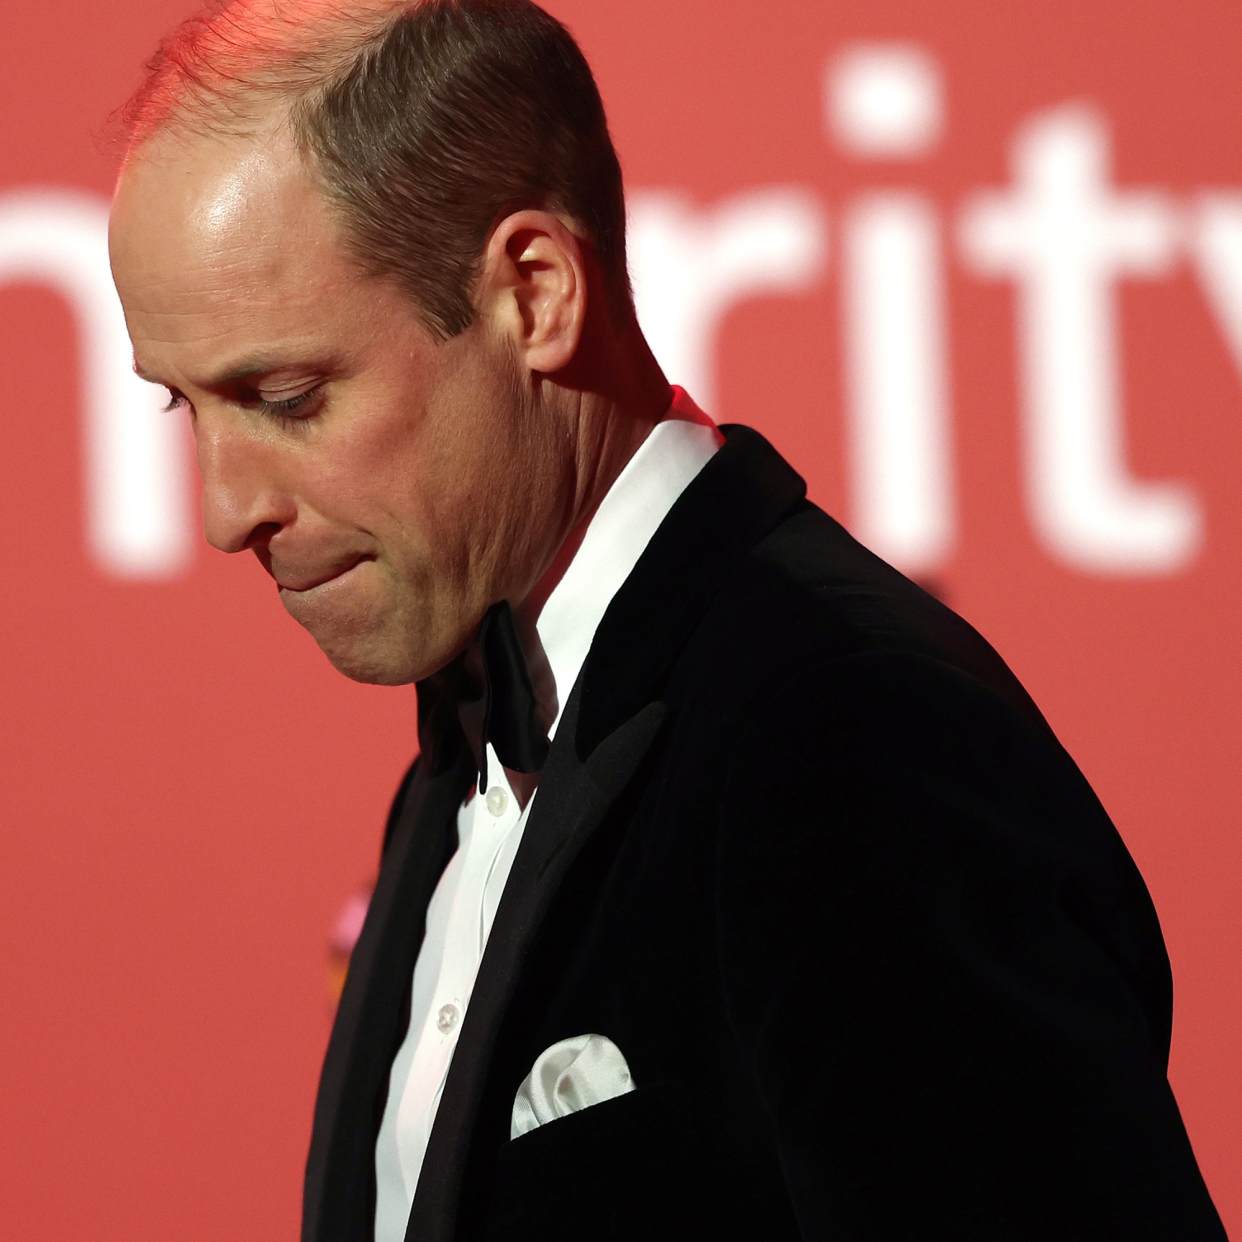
[109,122,367,360]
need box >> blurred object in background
[328,883,374,1007]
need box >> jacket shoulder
[685,498,1048,733]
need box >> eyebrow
[132,356,302,389]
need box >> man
[108,0,1226,1238]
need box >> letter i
[828,45,954,576]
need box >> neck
[522,314,672,619]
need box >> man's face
[109,121,572,685]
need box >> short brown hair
[121,0,629,338]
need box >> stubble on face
[109,118,576,685]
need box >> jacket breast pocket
[485,1081,708,1242]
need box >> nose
[195,409,297,555]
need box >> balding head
[119,0,630,339]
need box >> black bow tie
[473,600,551,792]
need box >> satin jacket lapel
[575,423,807,759]
[304,737,475,1242]
[404,688,667,1242]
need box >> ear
[477,210,587,374]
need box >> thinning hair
[121,0,629,338]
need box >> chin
[310,615,458,687]
[318,636,421,686]
[290,572,471,686]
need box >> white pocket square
[510,1033,635,1139]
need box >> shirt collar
[526,387,722,742]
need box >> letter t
[961,104,1199,575]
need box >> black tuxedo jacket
[304,426,1225,1242]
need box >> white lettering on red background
[0,189,192,578]
[9,43,1242,582]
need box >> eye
[163,387,189,412]
[256,387,322,422]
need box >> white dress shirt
[373,390,722,1241]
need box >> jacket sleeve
[715,649,1225,1241]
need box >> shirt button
[436,1003,458,1033]
[485,785,509,817]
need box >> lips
[275,555,371,593]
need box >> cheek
[298,388,432,528]
[300,338,559,597]
[385,365,521,540]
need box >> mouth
[276,555,374,595]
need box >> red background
[1,0,1238,1236]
